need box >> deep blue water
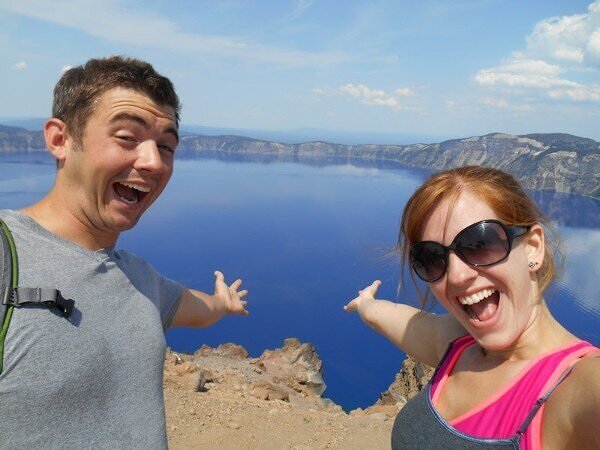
[2,152,599,411]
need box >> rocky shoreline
[163,338,433,449]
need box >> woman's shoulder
[543,349,600,448]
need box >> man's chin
[105,214,142,233]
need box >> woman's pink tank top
[430,335,597,449]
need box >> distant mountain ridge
[1,125,598,197]
[178,132,599,197]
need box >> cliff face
[0,125,44,152]
[178,133,599,197]
[3,124,598,197]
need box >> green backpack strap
[0,219,74,374]
[0,219,18,373]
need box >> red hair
[399,166,559,305]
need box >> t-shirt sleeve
[156,274,185,329]
[114,250,185,330]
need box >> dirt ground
[163,359,394,450]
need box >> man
[0,56,248,448]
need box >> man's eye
[117,135,136,142]
[159,144,175,153]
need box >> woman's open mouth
[113,182,150,205]
[458,289,500,322]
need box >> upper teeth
[121,182,150,193]
[458,289,495,305]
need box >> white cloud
[474,1,600,104]
[475,59,578,89]
[61,65,72,73]
[338,83,414,110]
[548,85,600,102]
[12,61,27,70]
[0,0,351,68]
[525,0,600,67]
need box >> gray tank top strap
[514,363,575,437]
[515,350,600,437]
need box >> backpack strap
[0,219,18,373]
[0,219,74,374]
[5,287,74,318]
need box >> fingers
[343,298,358,312]
[230,278,243,290]
[357,280,381,297]
[214,270,225,283]
[238,289,248,298]
[344,280,381,312]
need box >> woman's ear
[525,224,545,272]
[44,118,71,161]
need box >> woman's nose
[446,252,479,286]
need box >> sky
[0,0,599,142]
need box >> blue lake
[2,152,599,411]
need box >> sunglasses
[410,220,530,282]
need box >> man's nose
[446,252,478,286]
[135,140,165,172]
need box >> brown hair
[52,56,181,143]
[399,166,561,305]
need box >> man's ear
[44,118,72,161]
[525,224,545,272]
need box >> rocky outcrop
[256,337,326,396]
[163,339,437,447]
[164,340,395,448]
[164,338,432,423]
[349,356,434,418]
[165,338,333,412]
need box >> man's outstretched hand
[213,270,249,316]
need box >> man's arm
[171,271,248,328]
[344,280,465,367]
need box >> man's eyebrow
[110,112,179,144]
[110,112,149,128]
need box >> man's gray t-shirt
[0,210,184,449]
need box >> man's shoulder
[0,209,18,222]
[0,209,30,235]
[114,248,162,277]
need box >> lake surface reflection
[2,152,599,410]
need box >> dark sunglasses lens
[456,222,510,265]
[411,243,447,281]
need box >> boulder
[257,338,326,396]
[194,343,249,359]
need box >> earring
[528,261,538,269]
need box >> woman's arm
[344,280,465,366]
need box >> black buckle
[6,288,73,318]
[53,295,74,318]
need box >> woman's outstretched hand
[344,280,381,322]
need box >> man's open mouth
[458,289,500,322]
[113,182,151,205]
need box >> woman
[344,166,599,449]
